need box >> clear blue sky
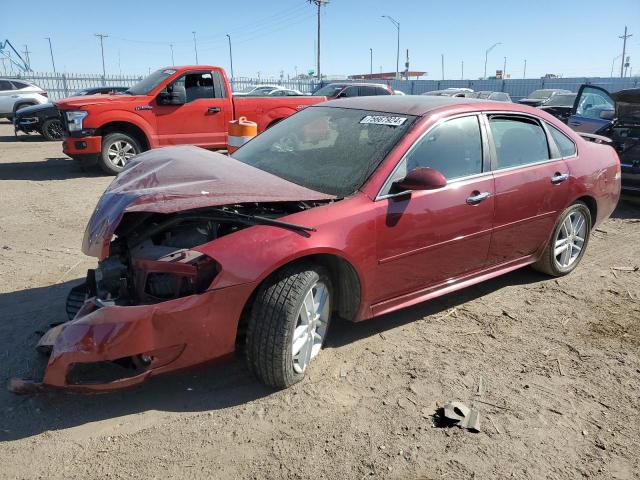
[2,0,639,79]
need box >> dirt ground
[0,120,639,480]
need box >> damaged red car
[11,96,621,393]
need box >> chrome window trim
[375,112,486,200]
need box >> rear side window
[402,115,483,180]
[11,81,29,89]
[548,124,577,157]
[376,87,391,96]
[0,80,14,91]
[489,116,549,169]
[342,86,358,97]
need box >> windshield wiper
[213,208,316,233]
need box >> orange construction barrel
[227,116,258,154]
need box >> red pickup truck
[57,66,325,174]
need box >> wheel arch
[574,195,597,226]
[97,121,150,150]
[234,252,363,348]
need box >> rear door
[154,70,232,148]
[486,114,571,265]
[568,85,615,133]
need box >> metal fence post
[62,73,69,97]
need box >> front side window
[399,115,483,181]
[489,116,550,169]
[576,87,614,119]
[233,106,416,197]
[548,124,577,157]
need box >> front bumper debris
[9,281,255,394]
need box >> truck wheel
[99,132,141,175]
[532,202,591,277]
[40,118,64,141]
[245,263,332,388]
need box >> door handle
[551,173,569,184]
[466,191,491,205]
[207,107,221,114]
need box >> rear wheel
[40,118,64,141]
[533,202,591,276]
[99,132,141,175]
[245,264,332,388]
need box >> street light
[611,54,623,77]
[382,15,400,80]
[192,31,198,64]
[484,42,501,79]
[369,48,373,75]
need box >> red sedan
[11,96,621,393]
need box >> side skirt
[369,255,537,318]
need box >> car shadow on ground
[614,196,640,217]
[0,157,105,181]
[0,134,51,143]
[0,265,548,442]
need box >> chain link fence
[5,72,639,101]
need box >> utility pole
[309,0,328,81]
[461,60,464,80]
[169,43,174,65]
[503,56,507,78]
[226,34,234,82]
[22,45,32,71]
[382,15,400,80]
[611,54,622,77]
[523,59,527,78]
[95,33,108,80]
[484,42,501,79]
[369,48,373,75]
[619,26,632,78]
[45,37,56,73]
[192,31,199,64]
[441,53,444,80]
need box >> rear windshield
[543,94,576,106]
[528,90,554,100]
[126,69,176,95]
[232,106,416,197]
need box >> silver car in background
[0,79,50,121]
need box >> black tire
[532,202,591,277]
[40,118,64,141]
[99,132,142,175]
[245,263,333,388]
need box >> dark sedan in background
[538,93,577,122]
[519,88,573,107]
[14,86,128,140]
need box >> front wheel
[533,202,591,276]
[40,118,64,141]
[245,264,332,388]
[99,132,141,175]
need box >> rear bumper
[63,135,102,157]
[10,282,256,393]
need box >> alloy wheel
[107,140,136,167]
[554,210,587,269]
[291,280,330,373]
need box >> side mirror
[392,167,447,192]
[158,85,186,105]
[599,109,615,120]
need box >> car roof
[326,82,388,88]
[317,95,538,116]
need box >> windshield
[232,106,416,197]
[543,94,576,106]
[313,84,346,96]
[126,69,176,95]
[528,90,554,100]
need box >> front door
[374,114,494,303]
[486,114,571,265]
[154,70,231,148]
[568,85,615,133]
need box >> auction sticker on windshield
[360,115,407,126]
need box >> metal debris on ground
[433,400,480,432]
